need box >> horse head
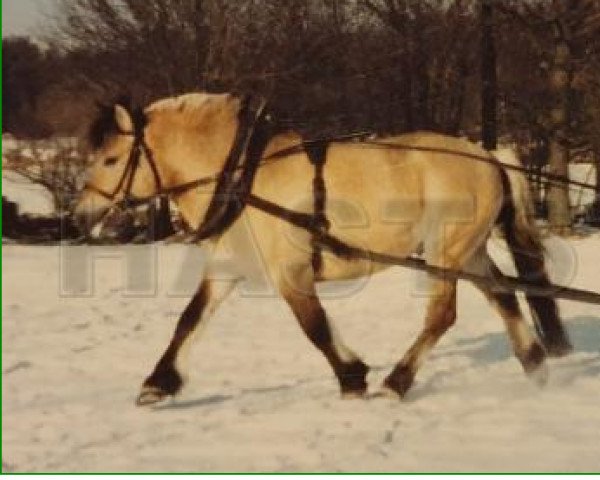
[74,92,243,234]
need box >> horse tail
[493,148,572,356]
[494,149,543,252]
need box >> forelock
[146,92,231,114]
[88,103,119,150]
[87,95,147,149]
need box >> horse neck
[157,122,237,231]
[170,130,305,233]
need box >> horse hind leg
[280,268,369,397]
[506,238,572,356]
[467,250,548,384]
[498,197,572,356]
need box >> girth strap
[304,140,330,276]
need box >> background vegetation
[3,0,600,233]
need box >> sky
[2,0,56,38]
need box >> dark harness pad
[193,96,273,241]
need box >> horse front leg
[136,279,237,406]
[280,268,369,397]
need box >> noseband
[84,127,164,209]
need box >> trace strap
[244,194,600,306]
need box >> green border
[2,0,5,473]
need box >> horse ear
[114,104,134,133]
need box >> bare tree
[499,0,600,232]
[361,0,479,133]
[481,0,497,150]
[49,0,211,101]
[3,140,88,214]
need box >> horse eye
[104,156,119,167]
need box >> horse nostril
[73,211,91,234]
[73,206,108,235]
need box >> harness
[83,97,600,305]
[83,96,335,267]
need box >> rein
[89,130,597,210]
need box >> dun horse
[75,93,572,405]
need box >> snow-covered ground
[568,163,597,217]
[2,236,600,473]
[2,170,55,217]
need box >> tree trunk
[481,0,497,151]
[597,150,600,200]
[547,139,572,233]
[589,148,600,226]
[547,33,572,234]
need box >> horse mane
[145,92,236,131]
[146,92,223,114]
[88,92,235,149]
[88,94,147,149]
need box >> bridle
[84,128,164,209]
[83,95,273,240]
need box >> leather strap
[304,140,330,276]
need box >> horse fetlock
[337,360,369,396]
[543,332,573,358]
[520,342,548,387]
[383,364,414,398]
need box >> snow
[569,164,597,216]
[2,135,80,217]
[2,236,600,472]
[2,170,55,216]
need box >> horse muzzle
[73,193,112,235]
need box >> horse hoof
[521,342,548,387]
[382,365,413,398]
[527,362,549,388]
[341,389,367,400]
[545,341,573,358]
[372,385,403,400]
[338,360,369,396]
[136,386,170,407]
